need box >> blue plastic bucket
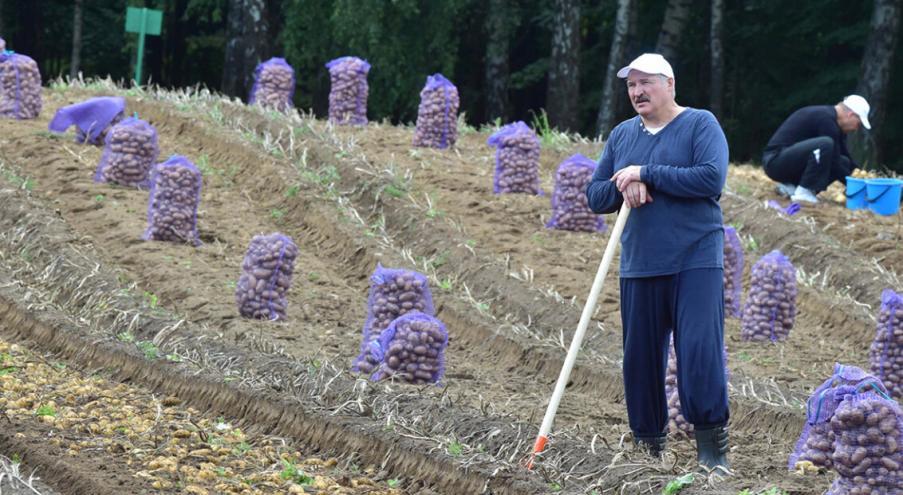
[845,177,867,210]
[866,178,903,216]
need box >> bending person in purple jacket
[586,53,730,473]
[762,95,870,204]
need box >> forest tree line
[1,0,901,171]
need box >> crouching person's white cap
[843,94,871,130]
[617,53,675,79]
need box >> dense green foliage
[1,0,901,170]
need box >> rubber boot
[695,426,730,473]
[633,435,666,458]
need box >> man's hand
[622,182,653,208]
[611,165,643,191]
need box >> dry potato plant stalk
[326,56,370,126]
[354,264,435,375]
[723,225,744,318]
[368,312,449,385]
[413,73,459,149]
[546,153,606,232]
[741,250,797,342]
[869,289,903,400]
[142,155,202,246]
[236,233,298,321]
[249,57,295,112]
[94,116,159,188]
[0,51,42,119]
[487,121,543,195]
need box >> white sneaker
[791,185,818,204]
[775,183,796,198]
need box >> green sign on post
[125,7,163,85]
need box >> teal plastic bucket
[866,178,903,216]
[845,177,867,210]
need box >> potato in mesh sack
[249,57,295,112]
[869,289,903,400]
[413,73,459,149]
[546,154,606,232]
[48,96,126,145]
[486,121,543,195]
[0,51,42,120]
[142,156,202,246]
[235,233,298,321]
[94,116,159,188]
[825,390,903,494]
[740,250,797,342]
[353,264,434,375]
[325,56,370,126]
[788,364,889,472]
[723,225,744,318]
[368,312,448,385]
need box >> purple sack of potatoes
[825,390,903,494]
[723,226,744,318]
[0,51,42,120]
[487,121,543,195]
[142,156,202,246]
[353,264,435,375]
[664,333,729,437]
[94,116,159,188]
[48,96,126,145]
[235,233,298,321]
[368,312,449,385]
[249,57,295,112]
[740,250,797,342]
[789,364,890,472]
[325,56,370,126]
[413,73,459,149]
[546,154,606,232]
[869,289,903,400]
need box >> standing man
[586,53,730,472]
[762,95,870,204]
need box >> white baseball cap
[617,53,675,79]
[843,94,871,129]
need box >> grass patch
[279,459,313,485]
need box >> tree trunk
[709,0,724,119]
[69,0,83,79]
[485,0,512,122]
[546,0,580,132]
[851,0,901,168]
[222,0,270,100]
[655,0,693,62]
[596,0,634,138]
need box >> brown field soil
[0,82,899,493]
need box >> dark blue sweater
[586,108,729,278]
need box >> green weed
[280,459,314,485]
[662,473,694,494]
[447,440,463,457]
[284,184,301,198]
[137,341,159,360]
[530,109,571,150]
[143,291,158,308]
[117,331,135,343]
[35,404,56,417]
[438,278,453,291]
[387,479,401,488]
[0,366,17,376]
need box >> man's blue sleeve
[640,112,729,198]
[586,132,624,214]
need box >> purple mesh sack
[789,364,889,471]
[235,233,298,321]
[723,226,744,318]
[249,57,295,112]
[48,96,126,145]
[487,121,543,195]
[664,334,729,438]
[413,74,459,149]
[93,116,159,188]
[325,56,370,126]
[546,154,605,232]
[825,390,903,494]
[869,289,903,400]
[353,264,435,374]
[368,312,449,385]
[142,156,202,246]
[740,250,797,342]
[0,38,5,52]
[0,51,42,120]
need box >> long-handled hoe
[526,202,631,470]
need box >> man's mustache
[634,96,649,103]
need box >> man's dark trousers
[763,136,853,193]
[620,268,729,438]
